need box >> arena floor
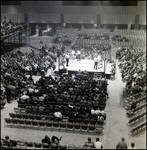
[1,35,146,149]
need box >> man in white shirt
[77,50,81,61]
[94,138,103,149]
[65,54,70,66]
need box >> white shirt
[77,51,81,55]
[21,95,29,100]
[94,141,103,149]
[128,147,137,149]
[54,112,62,118]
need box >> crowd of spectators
[52,33,72,46]
[0,43,58,106]
[116,46,146,97]
[112,35,129,43]
[1,16,28,37]
[70,41,111,60]
[17,71,108,124]
[1,135,137,149]
[77,33,109,41]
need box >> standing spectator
[116,137,127,149]
[84,137,95,149]
[128,142,137,149]
[65,54,70,67]
[94,138,103,149]
[4,85,11,103]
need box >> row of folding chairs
[127,111,146,125]
[129,121,146,136]
[133,103,146,113]
[1,138,76,149]
[9,111,105,125]
[1,137,92,149]
[4,118,103,135]
[125,96,146,110]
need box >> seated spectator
[116,137,127,149]
[21,94,30,100]
[42,135,51,148]
[94,138,103,149]
[54,111,62,119]
[51,136,62,146]
[2,135,11,147]
[128,142,137,149]
[84,137,95,149]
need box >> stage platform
[60,59,112,78]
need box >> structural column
[60,14,64,28]
[97,14,101,29]
[134,15,139,30]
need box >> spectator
[51,136,62,146]
[116,137,127,149]
[2,135,11,147]
[84,137,95,149]
[42,135,51,148]
[128,142,137,149]
[94,138,103,149]
[4,85,11,103]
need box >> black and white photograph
[1,1,146,149]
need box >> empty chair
[59,144,67,149]
[17,119,25,128]
[25,141,34,149]
[38,120,45,130]
[75,118,82,123]
[17,140,26,148]
[51,143,58,149]
[26,107,32,114]
[95,125,103,135]
[9,113,16,119]
[15,113,22,119]
[45,120,53,131]
[35,115,42,120]
[75,145,84,149]
[11,118,19,128]
[83,118,90,124]
[2,145,9,149]
[68,144,76,149]
[88,124,95,134]
[31,120,38,130]
[66,122,74,132]
[22,114,29,120]
[11,146,18,149]
[5,118,12,127]
[69,117,75,123]
[20,108,26,114]
[34,142,42,148]
[24,119,32,129]
[53,121,60,131]
[14,108,20,113]
[81,123,88,133]
[59,121,66,131]
[90,119,97,125]
[29,114,35,120]
[74,123,81,133]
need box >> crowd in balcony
[116,46,146,97]
[52,33,72,46]
[112,35,129,43]
[0,44,59,107]
[70,41,111,60]
[77,33,109,41]
[1,16,28,37]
